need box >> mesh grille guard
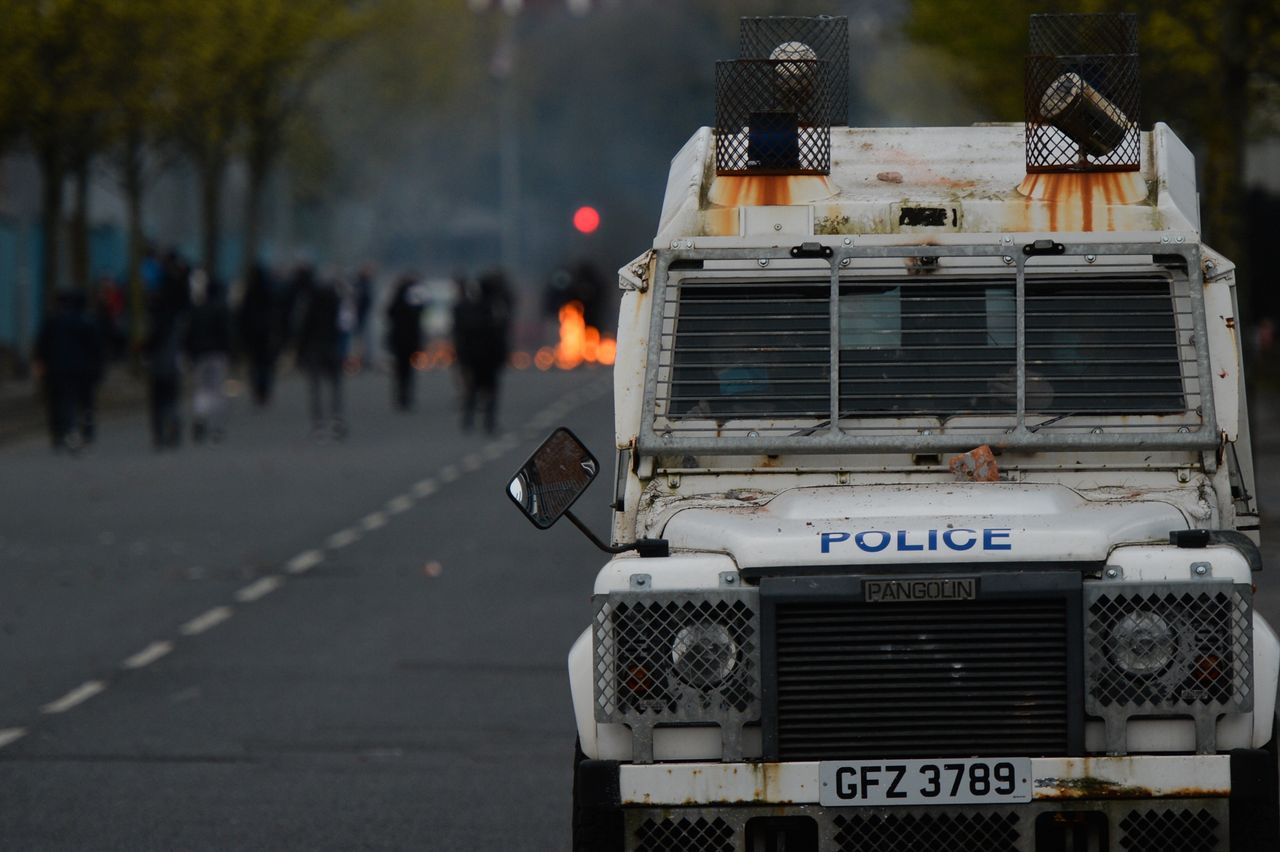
[1085,582,1253,754]
[1025,13,1142,173]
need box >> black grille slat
[773,599,1070,760]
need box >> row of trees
[0,0,364,334]
[908,0,1280,310]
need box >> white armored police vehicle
[506,13,1279,852]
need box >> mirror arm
[564,510,670,558]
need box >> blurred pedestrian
[352,264,376,370]
[94,275,127,361]
[143,286,185,449]
[292,266,348,440]
[454,269,512,434]
[184,270,232,443]
[237,263,281,407]
[385,274,423,411]
[34,290,104,453]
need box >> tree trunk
[243,149,267,283]
[69,152,91,294]
[1205,0,1250,319]
[36,142,64,309]
[122,129,146,349]
[199,155,225,279]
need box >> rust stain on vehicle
[1014,171,1149,232]
[752,762,795,804]
[708,175,836,207]
[1037,757,1229,799]
[1038,777,1225,799]
[701,207,741,236]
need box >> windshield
[645,250,1208,453]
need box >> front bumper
[577,753,1278,852]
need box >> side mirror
[507,427,599,530]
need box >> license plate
[818,758,1033,807]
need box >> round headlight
[1111,611,1176,675]
[671,623,739,689]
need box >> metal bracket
[789,242,832,259]
[1023,239,1065,256]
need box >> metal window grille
[715,59,832,175]
[1085,583,1253,754]
[593,590,760,763]
[832,811,1021,852]
[1118,807,1224,852]
[739,16,849,126]
[1025,13,1141,172]
[647,250,1206,453]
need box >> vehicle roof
[654,122,1199,246]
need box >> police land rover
[506,13,1280,852]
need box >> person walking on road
[454,269,512,434]
[351,264,376,371]
[292,266,349,440]
[385,274,423,411]
[184,270,232,443]
[143,288,185,449]
[238,263,281,407]
[34,290,104,453]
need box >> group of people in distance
[31,253,514,453]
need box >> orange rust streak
[1017,171,1147,204]
[707,175,834,207]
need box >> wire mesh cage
[715,58,832,176]
[739,16,848,126]
[1025,13,1141,173]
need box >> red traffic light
[572,205,600,234]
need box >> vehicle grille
[1118,807,1223,852]
[633,816,735,852]
[772,598,1071,759]
[832,811,1021,852]
[624,803,1229,852]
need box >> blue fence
[0,221,127,358]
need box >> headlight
[1110,610,1175,675]
[671,622,739,689]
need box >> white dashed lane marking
[0,728,28,749]
[41,681,107,715]
[286,549,324,574]
[385,495,414,515]
[179,606,233,636]
[326,528,360,549]
[236,576,283,603]
[0,380,610,736]
[122,641,174,670]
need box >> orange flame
[556,301,616,369]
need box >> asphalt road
[0,366,614,850]
[2,368,1279,850]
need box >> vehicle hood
[659,483,1188,569]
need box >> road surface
[1,367,1278,849]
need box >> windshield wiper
[1027,412,1076,433]
[789,420,830,437]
